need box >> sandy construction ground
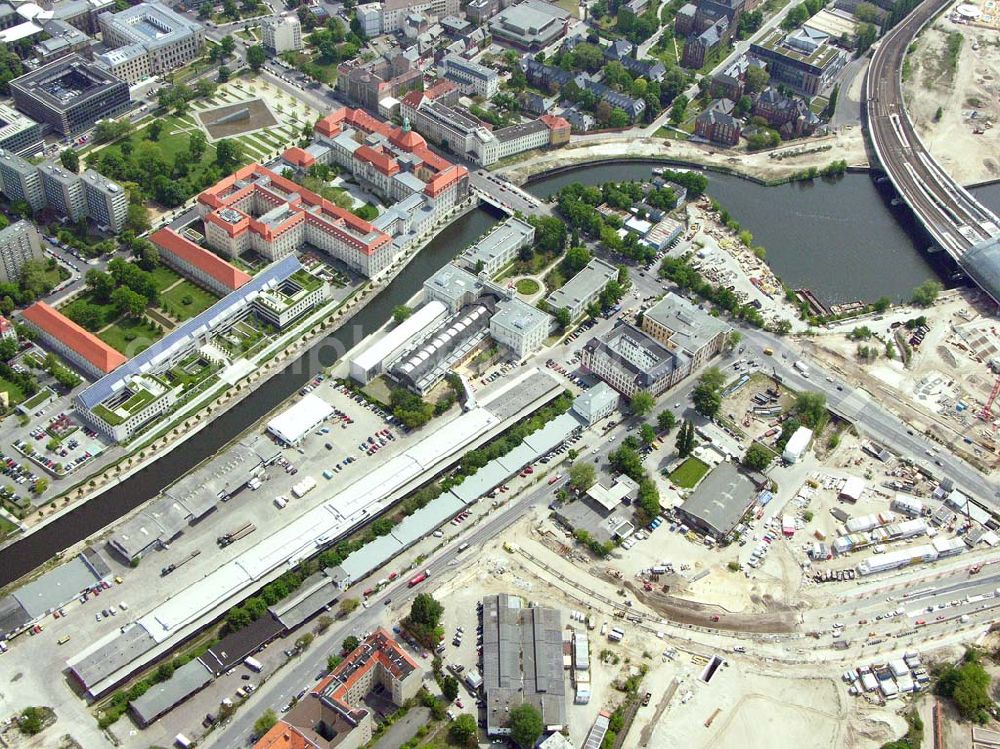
[904,9,1000,184]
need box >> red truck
[408,569,431,587]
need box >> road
[864,0,1000,302]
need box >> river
[526,161,1000,307]
[3,164,998,586]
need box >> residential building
[150,228,252,296]
[440,54,499,97]
[39,162,87,221]
[356,3,382,36]
[682,15,728,68]
[482,593,565,735]
[0,149,45,212]
[641,294,731,374]
[493,117,563,160]
[752,86,821,138]
[261,14,302,53]
[522,61,645,121]
[0,220,42,284]
[694,97,741,145]
[0,316,15,341]
[81,169,128,233]
[97,2,205,84]
[10,55,130,135]
[457,216,534,275]
[749,28,847,96]
[21,301,127,379]
[544,257,617,320]
[489,0,569,49]
[581,320,686,397]
[254,629,421,749]
[0,104,44,158]
[490,297,550,358]
[381,0,460,32]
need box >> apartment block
[440,54,499,97]
[0,104,44,158]
[0,220,43,284]
[0,149,45,212]
[261,14,302,53]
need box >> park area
[668,456,710,488]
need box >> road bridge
[864,0,1000,303]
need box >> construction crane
[980,373,1000,426]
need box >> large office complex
[581,320,686,397]
[749,28,847,96]
[261,13,302,53]
[0,104,43,158]
[641,294,731,374]
[0,220,42,284]
[96,2,205,84]
[482,593,565,735]
[336,53,422,111]
[10,55,130,135]
[255,629,421,749]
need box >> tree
[793,391,827,429]
[569,461,596,491]
[692,367,725,418]
[392,305,412,324]
[254,709,277,738]
[675,420,696,457]
[342,635,360,653]
[639,423,657,445]
[609,444,644,482]
[936,649,992,722]
[657,409,676,433]
[220,34,236,59]
[911,279,942,307]
[111,285,148,318]
[19,707,43,736]
[198,1,212,18]
[856,22,878,52]
[86,269,116,303]
[873,296,892,313]
[509,703,544,749]
[410,592,443,628]
[630,390,654,417]
[554,306,572,331]
[215,139,242,169]
[217,65,231,83]
[441,674,460,701]
[745,65,769,95]
[338,597,359,616]
[853,1,878,21]
[147,119,164,141]
[32,478,47,495]
[188,130,207,162]
[449,713,478,745]
[669,93,688,125]
[247,44,266,71]
[742,443,774,471]
[60,149,79,173]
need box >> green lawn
[98,317,163,355]
[0,376,26,406]
[149,264,183,292]
[160,280,219,320]
[668,456,710,489]
[0,512,18,540]
[515,278,541,294]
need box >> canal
[0,207,501,585]
[3,165,998,585]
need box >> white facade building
[261,14,303,53]
[489,298,550,359]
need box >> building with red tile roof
[21,301,127,378]
[0,315,15,340]
[151,228,252,296]
[253,629,421,749]
[196,163,395,277]
[282,146,317,169]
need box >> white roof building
[349,300,448,383]
[266,393,335,445]
[839,476,866,501]
[781,426,813,463]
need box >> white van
[274,497,288,509]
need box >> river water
[527,161,1000,306]
[3,165,997,585]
